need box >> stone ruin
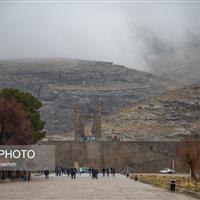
[74,104,85,140]
[74,103,102,141]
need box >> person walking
[92,168,95,179]
[55,167,59,176]
[126,168,130,177]
[92,169,99,179]
[95,169,99,179]
[106,168,110,177]
[102,168,106,177]
[70,168,77,179]
[28,171,31,181]
[44,169,49,179]
[67,168,70,177]
[89,168,92,177]
[70,168,75,179]
[58,167,61,176]
[111,168,116,177]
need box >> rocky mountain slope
[101,85,200,141]
[0,58,174,134]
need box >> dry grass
[130,174,200,193]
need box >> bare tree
[179,142,200,180]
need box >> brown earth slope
[101,85,200,141]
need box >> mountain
[101,85,200,141]
[0,58,174,134]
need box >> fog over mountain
[0,2,200,75]
[1,2,200,136]
[144,31,200,85]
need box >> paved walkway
[0,174,196,200]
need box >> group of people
[102,167,116,177]
[55,167,79,179]
[88,167,117,179]
[53,166,116,180]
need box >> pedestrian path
[0,174,196,199]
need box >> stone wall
[50,141,187,173]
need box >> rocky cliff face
[0,58,174,134]
[102,85,200,141]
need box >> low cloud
[0,2,199,71]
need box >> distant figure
[28,171,31,181]
[61,167,65,175]
[106,168,110,177]
[125,168,130,177]
[44,169,49,179]
[22,171,28,182]
[111,168,116,177]
[71,168,77,179]
[67,168,70,177]
[58,167,61,176]
[102,168,106,177]
[89,168,92,176]
[92,169,99,179]
[92,169,95,179]
[55,167,59,176]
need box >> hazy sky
[0,1,200,70]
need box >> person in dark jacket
[70,168,77,179]
[102,168,106,177]
[92,168,99,179]
[106,168,110,177]
[111,168,116,177]
[44,169,49,179]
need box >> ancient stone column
[74,104,84,140]
[92,103,102,140]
